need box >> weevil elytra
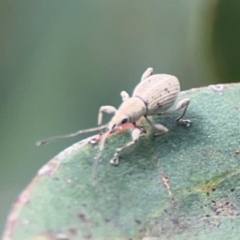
[37,68,191,165]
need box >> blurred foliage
[0,0,239,236]
[210,0,240,82]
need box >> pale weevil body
[37,68,191,165]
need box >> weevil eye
[121,118,128,124]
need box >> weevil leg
[120,91,130,102]
[158,98,191,127]
[98,106,117,133]
[145,116,169,137]
[174,98,191,126]
[141,67,154,81]
[110,128,141,165]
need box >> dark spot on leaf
[212,188,216,191]
[135,219,141,225]
[83,234,92,239]
[211,199,240,216]
[206,214,210,217]
[104,218,111,222]
[171,218,179,225]
[78,213,92,227]
[231,188,235,192]
[68,228,77,235]
[212,200,216,204]
[206,192,210,196]
[79,213,86,220]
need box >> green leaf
[3,83,240,240]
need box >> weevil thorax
[108,97,146,133]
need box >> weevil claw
[89,137,98,145]
[110,157,119,166]
[178,119,192,127]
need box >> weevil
[37,68,191,165]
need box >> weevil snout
[108,114,129,133]
[98,115,129,153]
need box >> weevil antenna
[99,130,111,152]
[36,124,108,146]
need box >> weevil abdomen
[133,74,180,115]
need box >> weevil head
[108,113,129,133]
[108,97,146,133]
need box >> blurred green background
[0,0,239,236]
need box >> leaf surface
[3,83,240,240]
